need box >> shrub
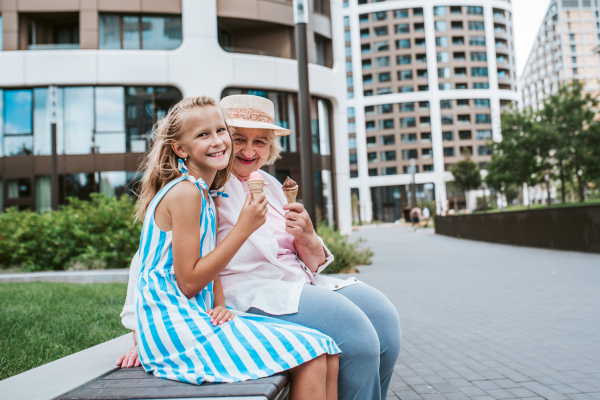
[317,222,373,274]
[0,194,140,271]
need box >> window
[423,164,434,172]
[452,36,465,45]
[416,53,427,63]
[420,116,431,126]
[571,45,576,52]
[348,91,354,99]
[443,147,455,157]
[476,130,492,139]
[381,150,396,161]
[421,132,431,142]
[472,67,488,77]
[394,9,409,18]
[573,68,578,76]
[435,21,448,32]
[468,21,485,31]
[455,67,467,76]
[376,56,390,67]
[422,148,432,159]
[453,51,465,60]
[368,168,378,176]
[434,6,446,16]
[400,102,415,112]
[471,52,487,61]
[382,167,397,175]
[418,85,429,91]
[570,33,575,41]
[360,29,370,39]
[396,39,411,49]
[474,99,490,108]
[475,114,491,124]
[459,130,472,139]
[365,106,375,115]
[362,59,372,69]
[344,16,350,27]
[4,89,34,156]
[395,24,409,34]
[441,115,454,125]
[469,36,485,46]
[451,6,462,14]
[348,121,356,134]
[399,85,414,93]
[379,119,395,129]
[359,14,369,23]
[378,104,394,114]
[345,31,351,42]
[413,8,423,17]
[348,107,355,119]
[345,45,352,57]
[439,83,452,90]
[415,38,426,47]
[397,54,411,64]
[374,41,389,52]
[99,14,182,50]
[361,44,371,53]
[456,83,468,89]
[460,146,473,155]
[458,115,471,124]
[365,90,374,96]
[347,76,354,88]
[381,135,395,145]
[436,36,448,47]
[473,82,489,89]
[368,152,378,162]
[440,100,453,109]
[346,60,353,72]
[377,87,392,95]
[418,69,428,78]
[402,149,418,159]
[348,138,357,150]
[401,117,416,128]
[442,131,454,141]
[373,11,388,21]
[398,70,413,80]
[414,23,425,32]
[478,145,492,155]
[419,101,430,109]
[367,136,376,146]
[457,99,469,107]
[363,74,373,84]
[451,21,463,30]
[438,67,451,78]
[466,6,483,15]
[401,133,417,143]
[403,165,419,174]
[350,170,359,178]
[437,51,450,62]
[366,121,376,130]
[374,26,389,36]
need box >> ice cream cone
[283,187,298,204]
[247,180,265,200]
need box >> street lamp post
[293,0,316,224]
[49,86,59,211]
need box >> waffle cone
[247,180,265,200]
[283,187,298,204]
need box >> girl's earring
[178,158,189,176]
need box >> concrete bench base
[59,367,290,400]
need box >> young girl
[134,96,340,399]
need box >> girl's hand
[208,306,235,326]
[236,192,268,234]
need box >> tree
[450,154,482,211]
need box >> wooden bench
[58,367,290,400]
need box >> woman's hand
[235,192,268,235]
[116,345,141,368]
[208,306,235,326]
[283,202,326,271]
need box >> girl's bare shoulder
[162,181,203,211]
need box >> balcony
[218,18,295,59]
[19,12,79,51]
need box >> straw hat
[221,95,292,137]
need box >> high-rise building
[521,0,600,110]
[343,0,518,221]
[0,0,351,233]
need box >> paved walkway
[345,227,600,400]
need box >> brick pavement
[344,226,600,400]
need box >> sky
[513,0,553,78]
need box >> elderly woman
[118,95,401,400]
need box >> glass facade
[99,14,182,50]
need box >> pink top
[240,180,313,284]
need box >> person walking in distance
[422,206,430,228]
[410,206,422,232]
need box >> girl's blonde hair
[135,95,233,221]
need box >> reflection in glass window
[123,16,141,49]
[7,178,32,199]
[95,87,126,153]
[99,14,182,50]
[4,90,32,135]
[33,88,51,155]
[99,171,127,198]
[99,15,121,49]
[64,87,94,155]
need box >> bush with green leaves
[0,194,141,272]
[317,222,373,274]
[0,196,373,274]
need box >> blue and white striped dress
[135,174,341,385]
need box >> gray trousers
[247,283,401,400]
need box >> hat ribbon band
[227,108,274,124]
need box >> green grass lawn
[0,282,129,381]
